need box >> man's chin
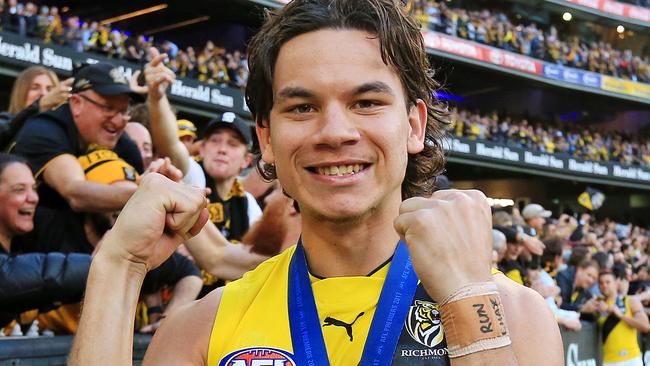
[306,204,377,225]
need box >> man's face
[257,29,426,222]
[180,135,195,152]
[598,274,617,297]
[505,242,521,260]
[71,90,130,149]
[576,266,598,289]
[0,163,39,237]
[201,128,250,182]
[528,216,545,231]
[124,123,153,168]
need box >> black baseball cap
[204,112,252,147]
[72,62,142,101]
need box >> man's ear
[255,120,275,164]
[407,99,427,154]
[69,94,82,118]
[242,152,254,170]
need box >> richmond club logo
[218,347,297,366]
[405,300,444,348]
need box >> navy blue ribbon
[288,240,419,366]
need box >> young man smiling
[71,1,562,365]
[199,112,261,242]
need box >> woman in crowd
[0,153,90,332]
[0,65,72,149]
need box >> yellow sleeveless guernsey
[208,246,503,366]
[598,296,641,363]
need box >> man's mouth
[104,126,118,134]
[17,208,35,217]
[308,164,369,177]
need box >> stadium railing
[0,31,250,120]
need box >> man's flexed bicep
[143,288,223,366]
[42,154,136,212]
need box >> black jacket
[0,251,91,325]
[556,266,594,315]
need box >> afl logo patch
[218,347,297,366]
[405,300,444,348]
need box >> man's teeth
[317,164,362,176]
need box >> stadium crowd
[0,57,648,345]
[0,0,648,92]
[0,0,250,89]
[411,0,650,83]
[0,2,648,364]
[450,108,650,167]
[0,56,291,336]
[491,200,650,365]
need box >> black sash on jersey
[602,296,626,344]
[202,163,249,241]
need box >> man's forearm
[620,314,650,331]
[69,250,145,365]
[452,346,518,365]
[66,180,137,212]
[185,224,267,280]
[148,96,189,174]
[164,275,202,316]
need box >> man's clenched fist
[99,174,209,271]
[394,189,494,302]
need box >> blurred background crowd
[450,108,650,167]
[0,0,250,88]
[411,0,650,83]
[0,0,648,364]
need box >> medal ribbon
[288,239,419,365]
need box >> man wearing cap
[176,119,206,188]
[200,112,261,242]
[522,203,552,236]
[177,119,198,151]
[13,62,143,252]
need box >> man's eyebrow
[276,86,316,101]
[353,81,395,96]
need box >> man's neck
[300,203,401,278]
[215,176,237,200]
[606,292,618,302]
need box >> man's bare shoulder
[494,273,564,366]
[143,287,223,366]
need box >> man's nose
[314,104,361,148]
[111,112,129,127]
[27,188,39,204]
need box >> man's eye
[290,104,315,114]
[354,100,381,109]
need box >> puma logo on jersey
[323,312,365,342]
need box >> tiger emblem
[405,300,444,348]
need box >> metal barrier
[0,334,152,366]
[561,322,600,366]
[0,323,648,365]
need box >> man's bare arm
[185,222,268,280]
[445,275,563,366]
[43,154,136,212]
[396,190,563,366]
[493,274,563,366]
[142,288,222,366]
[148,95,190,175]
[145,48,190,175]
[69,175,208,366]
[618,297,650,332]
[69,239,147,365]
[164,275,203,316]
